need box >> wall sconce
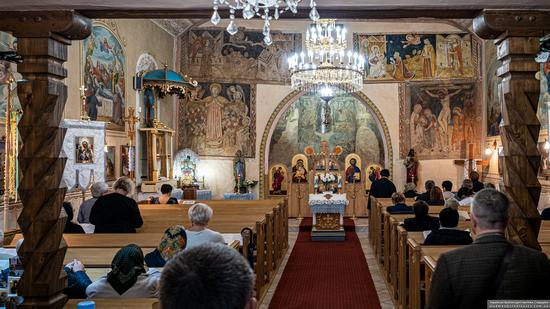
[104,145,109,153]
[498,146,503,156]
[544,139,550,150]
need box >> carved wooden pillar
[0,11,91,308]
[474,10,550,250]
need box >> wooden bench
[65,298,159,309]
[423,243,550,308]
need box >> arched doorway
[259,90,393,198]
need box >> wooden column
[0,11,91,308]
[474,10,550,250]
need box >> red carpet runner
[269,218,381,309]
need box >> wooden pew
[424,242,550,307]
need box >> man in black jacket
[426,189,550,309]
[369,169,396,198]
[424,208,472,245]
[402,201,439,231]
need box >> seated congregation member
[186,203,225,249]
[456,179,474,201]
[150,184,178,205]
[444,198,460,211]
[144,225,187,267]
[78,182,109,223]
[459,189,475,206]
[386,192,413,214]
[427,186,445,206]
[402,201,440,232]
[369,169,397,198]
[403,182,418,198]
[426,189,550,309]
[485,182,496,189]
[87,244,161,298]
[415,180,435,202]
[441,180,454,200]
[424,208,473,245]
[64,259,92,299]
[63,202,85,234]
[90,177,143,233]
[160,243,256,309]
[469,171,485,192]
[541,206,550,220]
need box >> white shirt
[459,196,474,206]
[186,228,225,249]
[442,191,455,200]
[86,269,160,299]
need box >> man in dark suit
[369,169,396,198]
[415,180,435,202]
[402,201,439,231]
[424,208,472,245]
[427,189,550,309]
[469,171,485,193]
[386,192,413,214]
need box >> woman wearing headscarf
[144,226,187,267]
[86,244,160,298]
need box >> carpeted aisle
[268,218,381,309]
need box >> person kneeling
[424,208,473,245]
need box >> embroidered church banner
[82,24,126,131]
[399,82,481,160]
[181,28,301,84]
[353,33,478,81]
[178,82,256,158]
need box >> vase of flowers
[244,179,258,194]
[318,173,336,193]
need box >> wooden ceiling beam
[72,8,482,20]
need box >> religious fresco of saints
[353,33,478,81]
[82,24,126,131]
[269,94,386,169]
[75,137,94,164]
[182,28,301,84]
[399,82,480,160]
[178,82,256,158]
[485,42,502,137]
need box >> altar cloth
[308,193,349,215]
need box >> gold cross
[123,106,140,146]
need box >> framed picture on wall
[120,145,134,177]
[105,146,116,181]
[75,136,94,164]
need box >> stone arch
[259,90,393,198]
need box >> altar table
[308,193,348,241]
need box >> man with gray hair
[427,189,550,309]
[160,243,256,309]
[77,182,109,223]
[185,203,225,248]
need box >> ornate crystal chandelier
[288,19,365,94]
[211,0,320,45]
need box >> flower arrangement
[244,179,258,188]
[319,173,336,183]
